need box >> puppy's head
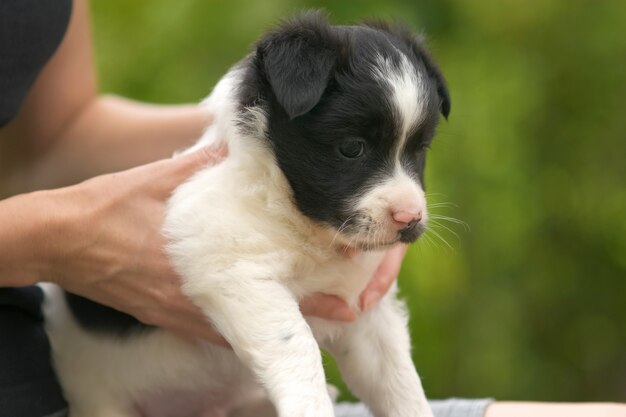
[240,12,450,250]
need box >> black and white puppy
[43,12,450,417]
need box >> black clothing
[0,288,67,417]
[0,0,72,127]
[1,1,73,415]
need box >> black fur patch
[65,292,154,336]
[239,11,449,234]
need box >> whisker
[417,232,434,254]
[425,227,454,251]
[429,219,461,243]
[329,213,357,248]
[425,192,449,199]
[343,232,359,255]
[427,202,459,209]
[422,231,442,252]
[429,214,471,232]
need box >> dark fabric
[0,0,73,127]
[1,1,73,414]
[0,288,67,417]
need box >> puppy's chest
[169,160,384,304]
[287,250,385,306]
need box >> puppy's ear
[364,20,451,119]
[257,12,337,120]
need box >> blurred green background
[91,0,626,403]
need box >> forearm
[0,0,210,194]
[0,188,75,287]
[17,95,209,191]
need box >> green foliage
[91,0,626,402]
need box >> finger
[299,293,356,322]
[166,292,216,324]
[143,271,213,320]
[173,319,230,348]
[149,145,228,197]
[139,308,230,348]
[171,145,228,178]
[112,274,210,326]
[140,283,230,347]
[133,283,218,333]
[174,310,230,347]
[359,244,408,311]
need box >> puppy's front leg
[187,276,334,417]
[324,294,433,417]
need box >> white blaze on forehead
[371,51,428,141]
[356,50,430,232]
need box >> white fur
[42,63,434,417]
[351,168,429,245]
[371,51,428,157]
[339,51,430,247]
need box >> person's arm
[1,0,209,193]
[0,191,57,288]
[0,145,401,341]
[0,147,232,345]
[0,0,403,342]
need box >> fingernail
[361,290,382,312]
[330,306,357,322]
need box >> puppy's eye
[418,143,430,152]
[338,139,366,159]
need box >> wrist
[37,182,98,287]
[0,184,92,287]
[0,189,67,286]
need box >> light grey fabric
[51,399,492,417]
[335,398,494,417]
[430,399,494,417]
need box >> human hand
[299,244,408,321]
[42,145,404,343]
[44,146,230,346]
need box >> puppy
[43,12,450,417]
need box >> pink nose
[392,209,422,228]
